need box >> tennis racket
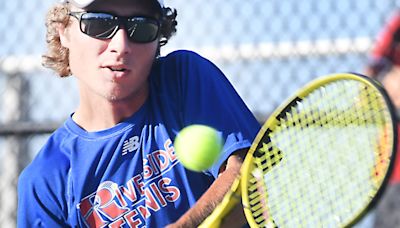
[199,73,397,227]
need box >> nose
[107,28,132,55]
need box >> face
[60,0,160,103]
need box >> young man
[364,11,400,228]
[17,0,260,227]
[365,11,400,112]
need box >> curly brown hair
[42,2,178,77]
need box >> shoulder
[162,49,208,61]
[158,49,219,71]
[19,126,71,190]
[150,49,227,93]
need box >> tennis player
[365,11,400,228]
[365,11,400,112]
[17,0,259,227]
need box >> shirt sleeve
[161,50,261,178]
[368,12,400,75]
[17,144,70,227]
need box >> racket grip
[199,178,242,228]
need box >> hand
[219,202,247,228]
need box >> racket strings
[248,152,279,227]
[245,79,394,227]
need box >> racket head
[241,73,397,227]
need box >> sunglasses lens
[80,13,118,39]
[127,18,159,43]
[76,13,160,43]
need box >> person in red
[365,12,400,110]
[365,11,400,228]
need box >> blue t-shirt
[18,50,260,227]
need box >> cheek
[134,42,159,65]
[133,44,158,77]
[68,36,104,75]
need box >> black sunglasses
[69,12,160,43]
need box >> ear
[58,24,70,48]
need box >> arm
[18,168,69,227]
[162,51,260,227]
[167,149,248,228]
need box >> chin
[105,92,133,102]
[106,94,127,102]
[107,95,118,101]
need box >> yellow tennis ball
[174,125,223,172]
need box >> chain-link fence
[0,0,398,227]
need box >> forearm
[168,149,247,227]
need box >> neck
[73,89,148,132]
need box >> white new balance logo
[122,136,140,156]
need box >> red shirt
[368,12,400,75]
[389,124,400,184]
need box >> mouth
[102,65,131,80]
[107,66,127,72]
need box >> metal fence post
[1,73,30,227]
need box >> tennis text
[78,139,181,227]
